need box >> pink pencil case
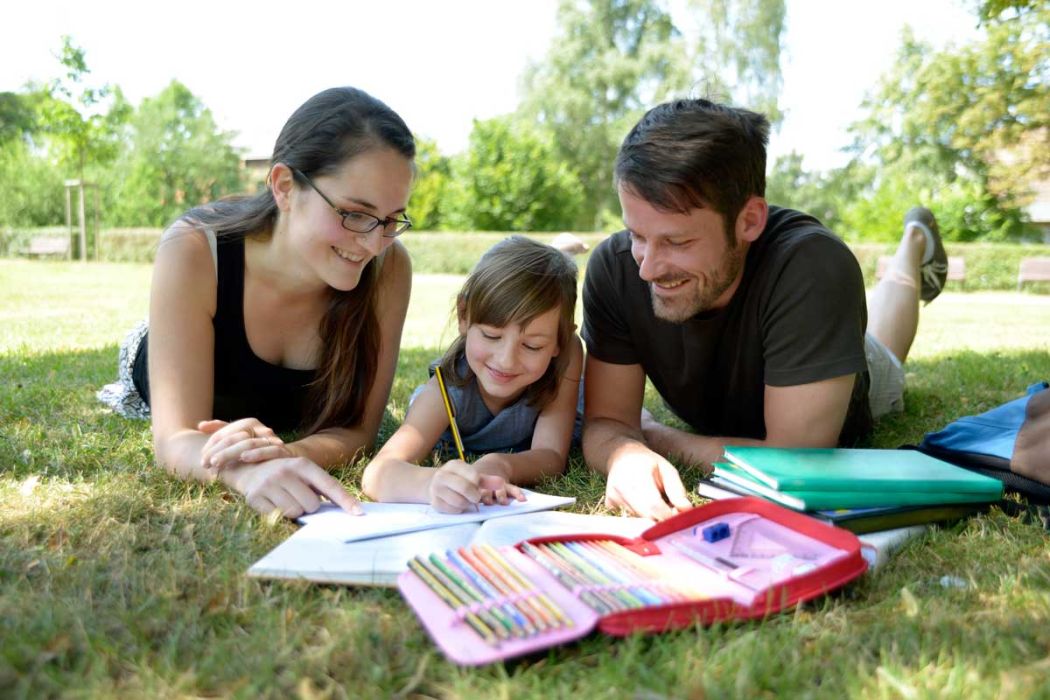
[397,497,867,665]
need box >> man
[581,98,947,520]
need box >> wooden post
[93,185,100,260]
[77,183,87,262]
[65,184,73,260]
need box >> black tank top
[133,236,316,432]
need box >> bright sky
[1,0,980,173]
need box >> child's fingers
[198,419,229,434]
[505,483,526,502]
[431,475,481,512]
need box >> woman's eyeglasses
[293,169,412,237]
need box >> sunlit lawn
[2,257,1050,698]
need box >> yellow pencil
[435,366,467,462]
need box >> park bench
[876,255,966,287]
[26,235,71,259]
[1017,257,1050,290]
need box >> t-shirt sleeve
[581,237,640,365]
[761,234,868,387]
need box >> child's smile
[463,306,562,414]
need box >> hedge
[2,226,1048,291]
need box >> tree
[765,152,869,237]
[520,0,687,229]
[29,36,129,182]
[16,37,131,255]
[0,140,67,227]
[0,92,36,146]
[683,0,787,123]
[443,116,584,232]
[847,5,1049,239]
[408,137,451,230]
[107,81,244,226]
[520,0,786,230]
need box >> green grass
[2,259,1050,698]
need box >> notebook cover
[722,446,1004,496]
[713,462,1000,509]
[696,477,989,534]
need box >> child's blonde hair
[439,235,578,409]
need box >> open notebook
[248,506,653,587]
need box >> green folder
[712,462,1002,510]
[721,446,1004,497]
[699,474,991,533]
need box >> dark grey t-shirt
[582,206,873,445]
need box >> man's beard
[650,241,746,323]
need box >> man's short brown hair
[615,98,770,234]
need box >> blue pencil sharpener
[702,522,731,543]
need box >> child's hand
[198,418,291,473]
[477,473,525,507]
[471,454,527,506]
[471,453,512,481]
[428,460,524,513]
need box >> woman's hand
[220,455,363,519]
[198,418,292,472]
[427,459,524,513]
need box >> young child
[362,235,583,513]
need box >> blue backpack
[918,381,1050,504]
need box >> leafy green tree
[0,92,36,146]
[847,5,1048,239]
[520,0,686,229]
[765,152,869,237]
[106,81,244,226]
[0,140,66,227]
[684,0,787,123]
[29,36,130,182]
[408,137,450,230]
[443,116,584,232]
[520,0,785,230]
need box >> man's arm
[583,356,693,520]
[641,373,857,464]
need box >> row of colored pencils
[521,539,708,613]
[408,544,572,647]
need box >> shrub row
[3,227,1048,291]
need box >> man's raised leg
[866,207,947,364]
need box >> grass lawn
[2,258,1050,698]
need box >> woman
[100,87,414,518]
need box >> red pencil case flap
[520,497,867,636]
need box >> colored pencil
[565,541,664,606]
[407,558,498,647]
[481,544,574,629]
[520,541,614,614]
[549,541,646,609]
[416,556,508,641]
[447,549,535,636]
[537,541,625,608]
[430,554,521,638]
[459,546,548,632]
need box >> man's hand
[604,445,692,520]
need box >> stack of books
[698,447,1004,534]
